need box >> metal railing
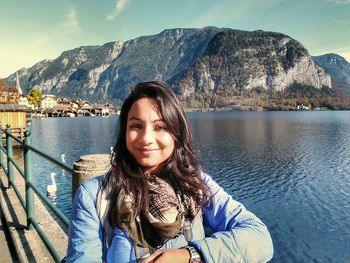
[0,124,73,262]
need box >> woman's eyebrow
[128,117,142,121]
[152,119,165,124]
[128,117,165,123]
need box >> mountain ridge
[4,27,339,108]
[313,53,350,96]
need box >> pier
[0,124,110,262]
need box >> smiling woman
[66,81,273,263]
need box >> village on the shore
[0,74,116,118]
[30,95,113,118]
[0,74,117,137]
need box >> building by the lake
[0,74,30,136]
[33,95,112,118]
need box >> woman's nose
[139,126,154,144]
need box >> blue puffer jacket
[66,173,273,262]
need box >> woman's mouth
[138,148,158,155]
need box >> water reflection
[47,192,57,205]
[188,111,350,262]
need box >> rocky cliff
[6,41,123,100]
[5,27,331,106]
[172,30,331,106]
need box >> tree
[305,101,312,110]
[27,87,42,107]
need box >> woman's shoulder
[81,175,103,190]
[76,175,105,203]
[199,171,215,186]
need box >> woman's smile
[138,147,159,155]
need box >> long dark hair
[103,81,211,229]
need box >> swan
[47,172,57,194]
[61,154,66,163]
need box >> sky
[1,0,349,78]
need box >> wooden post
[72,154,111,197]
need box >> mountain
[313,54,350,96]
[5,41,124,101]
[171,30,330,107]
[97,27,222,101]
[5,27,331,107]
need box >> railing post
[6,124,13,188]
[23,130,35,230]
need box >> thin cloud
[326,0,350,4]
[106,0,130,20]
[189,2,239,27]
[57,6,81,34]
[189,0,281,28]
[334,19,350,26]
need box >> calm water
[27,112,350,262]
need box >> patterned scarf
[118,175,200,248]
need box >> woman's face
[126,98,175,175]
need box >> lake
[27,111,350,262]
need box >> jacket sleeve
[66,184,103,263]
[190,173,274,263]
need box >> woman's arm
[190,173,274,263]
[66,180,103,263]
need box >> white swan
[61,154,66,163]
[47,172,57,194]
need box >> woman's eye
[129,124,142,129]
[154,125,167,131]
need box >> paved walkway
[0,200,18,263]
[0,164,68,262]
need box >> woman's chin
[140,164,164,175]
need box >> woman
[67,81,273,263]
